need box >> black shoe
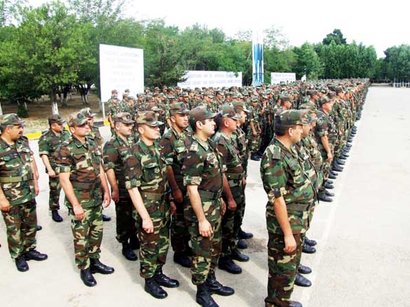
[206,272,235,296]
[154,269,179,288]
[298,264,312,275]
[237,239,248,249]
[15,255,29,272]
[145,277,167,299]
[250,154,261,161]
[231,248,249,262]
[336,158,345,165]
[329,170,338,177]
[36,225,42,231]
[238,228,253,239]
[318,193,333,202]
[302,243,316,254]
[294,273,312,287]
[332,164,344,172]
[196,283,219,306]
[173,252,192,268]
[341,153,349,159]
[80,268,97,287]
[326,179,334,184]
[324,182,334,189]
[25,249,48,261]
[304,237,317,246]
[218,256,242,274]
[102,214,111,222]
[328,173,337,180]
[325,190,335,197]
[129,237,140,249]
[122,243,138,261]
[289,300,303,307]
[51,210,63,222]
[90,259,114,274]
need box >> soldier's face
[302,124,311,137]
[172,113,189,129]
[7,124,24,140]
[51,122,63,133]
[140,124,161,140]
[224,117,238,132]
[289,125,303,143]
[238,110,247,125]
[116,122,133,137]
[201,118,216,136]
[71,123,90,137]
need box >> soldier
[260,110,315,307]
[107,89,120,129]
[103,112,139,262]
[159,102,193,268]
[124,111,179,299]
[38,114,71,222]
[182,106,234,307]
[56,112,114,287]
[248,96,262,161]
[0,114,48,272]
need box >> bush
[17,104,29,118]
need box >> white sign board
[270,72,296,85]
[99,44,144,103]
[177,71,242,88]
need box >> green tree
[383,45,410,81]
[292,43,323,80]
[322,29,347,45]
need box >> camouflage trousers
[48,176,61,211]
[185,197,222,285]
[115,194,138,244]
[1,199,37,259]
[265,232,303,307]
[170,194,191,254]
[68,205,103,270]
[134,198,170,279]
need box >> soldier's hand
[220,199,227,216]
[0,199,11,212]
[73,205,84,220]
[142,218,154,233]
[103,192,111,208]
[283,234,297,254]
[111,188,119,203]
[172,188,184,204]
[227,199,237,211]
[170,201,177,215]
[327,152,334,162]
[48,169,57,178]
[34,181,39,196]
[198,219,213,238]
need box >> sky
[30,0,409,58]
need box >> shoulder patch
[189,142,199,152]
[269,144,282,160]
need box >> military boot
[144,277,167,299]
[15,255,29,272]
[51,210,63,222]
[154,267,179,288]
[80,268,97,287]
[218,256,242,274]
[294,273,312,287]
[90,258,114,274]
[206,272,234,296]
[122,242,138,261]
[196,283,219,307]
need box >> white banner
[270,72,296,85]
[99,44,144,103]
[177,71,242,88]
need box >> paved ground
[1,86,410,307]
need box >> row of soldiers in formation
[0,78,368,307]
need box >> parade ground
[1,86,410,307]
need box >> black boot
[231,248,249,262]
[154,268,179,288]
[173,252,192,268]
[218,256,242,274]
[336,158,345,165]
[238,228,253,239]
[25,249,48,261]
[122,243,138,261]
[237,239,248,249]
[196,283,219,307]
[318,192,333,202]
[298,264,312,274]
[102,214,111,222]
[206,272,234,296]
[15,255,29,272]
[324,181,334,189]
[129,236,140,249]
[304,237,317,246]
[294,273,312,287]
[51,210,63,222]
[36,225,42,231]
[302,243,316,254]
[80,268,97,287]
[250,153,261,161]
[90,258,114,274]
[145,277,167,299]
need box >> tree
[322,29,347,45]
[383,45,410,81]
[292,43,323,80]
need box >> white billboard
[177,71,242,88]
[99,44,144,103]
[271,72,296,85]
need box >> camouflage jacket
[38,129,71,169]
[212,131,243,180]
[315,110,337,152]
[0,137,35,206]
[232,127,248,175]
[90,126,104,149]
[260,138,315,234]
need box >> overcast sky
[30,0,409,58]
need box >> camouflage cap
[145,104,161,112]
[136,111,163,126]
[0,113,24,127]
[68,112,88,127]
[169,102,189,115]
[317,96,331,107]
[113,112,135,124]
[232,100,250,113]
[189,106,216,123]
[48,114,65,125]
[219,103,241,120]
[79,107,96,118]
[276,110,305,127]
[251,96,259,102]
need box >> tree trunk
[50,88,59,115]
[0,101,3,115]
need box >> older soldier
[0,114,47,272]
[38,114,70,222]
[56,112,113,287]
[125,111,179,299]
[182,106,234,307]
[103,112,139,261]
[159,102,193,268]
[260,110,315,307]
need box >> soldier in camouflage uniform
[159,102,193,268]
[38,114,70,223]
[124,111,179,300]
[182,106,234,307]
[103,112,139,262]
[56,112,114,287]
[260,110,315,307]
[0,114,48,272]
[248,96,262,161]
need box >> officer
[260,110,315,307]
[103,112,139,261]
[124,111,179,300]
[38,114,70,222]
[56,112,114,287]
[182,106,234,307]
[159,102,193,268]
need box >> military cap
[79,107,96,118]
[48,114,65,125]
[169,102,189,115]
[68,112,88,127]
[219,104,241,120]
[251,96,259,102]
[317,96,331,107]
[189,106,216,123]
[304,111,317,124]
[113,112,135,124]
[136,111,163,126]
[0,113,24,127]
[232,100,250,113]
[145,104,161,112]
[275,110,305,127]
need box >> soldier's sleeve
[123,148,142,190]
[54,143,73,174]
[159,133,174,166]
[182,143,204,186]
[214,137,228,173]
[260,145,287,204]
[38,133,50,156]
[316,116,328,137]
[102,141,118,172]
